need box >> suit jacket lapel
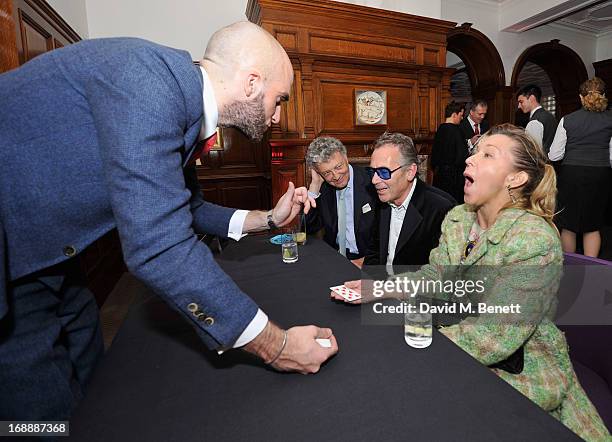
[461,119,474,138]
[379,205,391,262]
[352,168,366,232]
[395,204,422,258]
[394,181,424,256]
[323,184,338,239]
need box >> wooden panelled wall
[0,0,125,306]
[196,128,271,210]
[247,0,456,203]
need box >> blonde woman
[335,125,610,441]
[549,77,612,257]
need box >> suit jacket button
[187,303,198,313]
[203,317,214,326]
[63,245,77,257]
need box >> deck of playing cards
[330,284,361,302]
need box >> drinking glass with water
[281,230,298,263]
[404,300,432,348]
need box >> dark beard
[218,96,268,141]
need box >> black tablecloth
[70,237,580,441]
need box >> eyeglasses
[319,162,346,179]
[365,165,408,180]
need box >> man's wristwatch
[267,210,277,230]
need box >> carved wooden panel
[317,79,416,134]
[248,0,455,200]
[0,0,20,72]
[19,9,52,62]
[196,127,271,209]
[10,0,79,66]
[198,177,270,210]
[424,47,440,66]
[309,32,417,64]
[271,159,305,204]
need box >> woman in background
[336,125,610,441]
[549,77,612,257]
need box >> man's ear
[407,163,418,181]
[243,70,263,98]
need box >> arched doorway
[511,40,588,119]
[447,23,506,125]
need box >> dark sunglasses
[365,165,408,180]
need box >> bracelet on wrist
[267,329,287,365]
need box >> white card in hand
[315,338,332,348]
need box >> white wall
[52,0,601,79]
[442,0,597,84]
[595,32,612,62]
[332,0,441,19]
[85,0,249,59]
[76,0,444,59]
[47,0,89,38]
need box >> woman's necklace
[462,221,487,263]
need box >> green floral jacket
[412,205,610,441]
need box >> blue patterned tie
[337,188,347,256]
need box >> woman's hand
[330,279,363,304]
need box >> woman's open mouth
[464,173,474,188]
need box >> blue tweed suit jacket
[0,38,258,349]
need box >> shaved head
[203,21,291,82]
[201,21,293,141]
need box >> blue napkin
[270,234,293,245]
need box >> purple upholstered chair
[559,252,612,432]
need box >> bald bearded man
[0,22,338,420]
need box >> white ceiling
[556,0,612,35]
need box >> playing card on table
[330,284,361,302]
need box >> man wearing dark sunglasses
[364,132,456,271]
[305,137,379,266]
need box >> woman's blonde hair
[579,77,608,112]
[486,124,558,231]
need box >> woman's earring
[507,185,517,203]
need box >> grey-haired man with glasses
[363,132,456,270]
[305,137,379,267]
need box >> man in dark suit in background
[364,133,456,271]
[431,101,469,203]
[460,99,489,152]
[516,84,557,154]
[0,21,338,421]
[305,137,379,268]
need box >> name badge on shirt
[362,203,372,214]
